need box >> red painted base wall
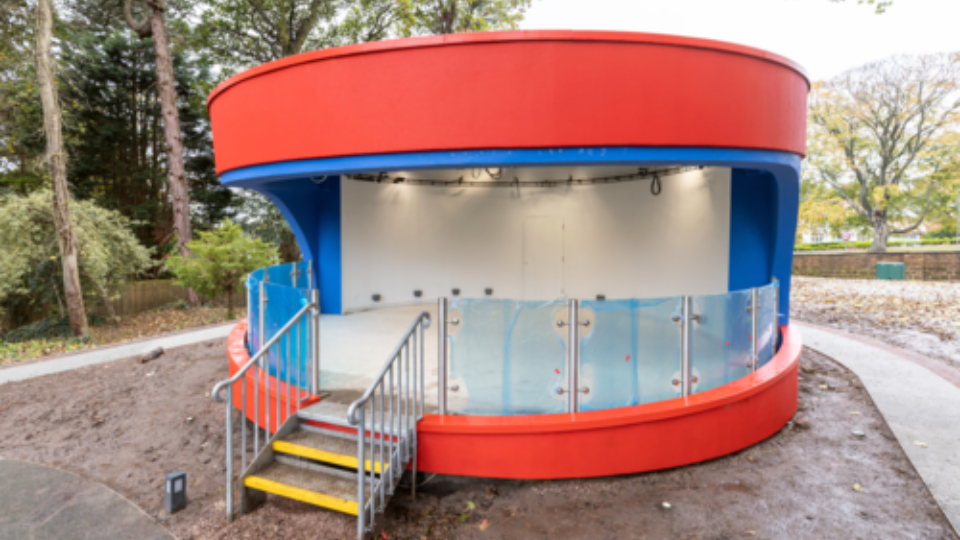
[227,321,800,479]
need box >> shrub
[167,220,278,319]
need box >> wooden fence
[2,280,247,331]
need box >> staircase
[240,401,417,528]
[212,309,431,540]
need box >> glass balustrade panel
[579,297,683,411]
[691,289,752,394]
[757,282,778,367]
[262,281,312,386]
[448,299,567,415]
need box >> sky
[521,0,960,81]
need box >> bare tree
[807,53,960,252]
[123,0,199,303]
[35,0,89,336]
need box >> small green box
[876,262,905,280]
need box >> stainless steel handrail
[211,268,321,523]
[211,302,314,402]
[346,312,430,424]
[348,311,430,540]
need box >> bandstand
[208,30,808,539]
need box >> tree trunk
[226,284,234,320]
[148,6,200,305]
[868,211,889,253]
[279,228,301,263]
[35,0,89,337]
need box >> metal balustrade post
[751,288,759,371]
[259,278,268,440]
[437,298,448,415]
[681,296,693,397]
[291,263,297,288]
[773,277,781,351]
[225,385,233,521]
[312,289,321,395]
[259,280,267,358]
[357,407,365,540]
[567,299,580,413]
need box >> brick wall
[793,252,960,281]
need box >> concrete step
[244,461,359,516]
[274,427,388,474]
[298,400,417,438]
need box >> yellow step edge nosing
[244,475,359,516]
[273,440,386,474]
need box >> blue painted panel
[221,147,800,186]
[254,177,343,314]
[728,169,778,291]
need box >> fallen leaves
[852,483,863,493]
[792,277,960,343]
[0,305,234,365]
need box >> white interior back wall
[340,168,731,312]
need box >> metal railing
[437,280,779,414]
[210,288,321,521]
[347,311,431,540]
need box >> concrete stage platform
[318,304,439,404]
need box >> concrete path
[0,458,174,540]
[796,322,960,533]
[0,322,234,385]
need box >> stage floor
[318,304,439,405]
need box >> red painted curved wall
[208,31,809,175]
[227,319,801,479]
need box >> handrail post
[567,299,580,413]
[307,260,314,290]
[438,297,448,416]
[750,288,759,371]
[259,279,267,351]
[312,289,321,395]
[773,277,781,350]
[357,407,365,540]
[225,385,233,521]
[681,296,692,397]
[291,263,297,288]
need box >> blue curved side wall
[222,147,800,324]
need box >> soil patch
[0,345,955,540]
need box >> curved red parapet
[228,320,800,478]
[415,325,801,479]
[226,320,321,433]
[208,30,809,175]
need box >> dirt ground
[0,342,955,540]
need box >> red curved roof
[209,30,809,175]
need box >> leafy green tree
[60,29,237,255]
[234,191,302,263]
[805,53,960,252]
[0,190,153,323]
[828,0,892,14]
[395,0,531,36]
[167,220,279,319]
